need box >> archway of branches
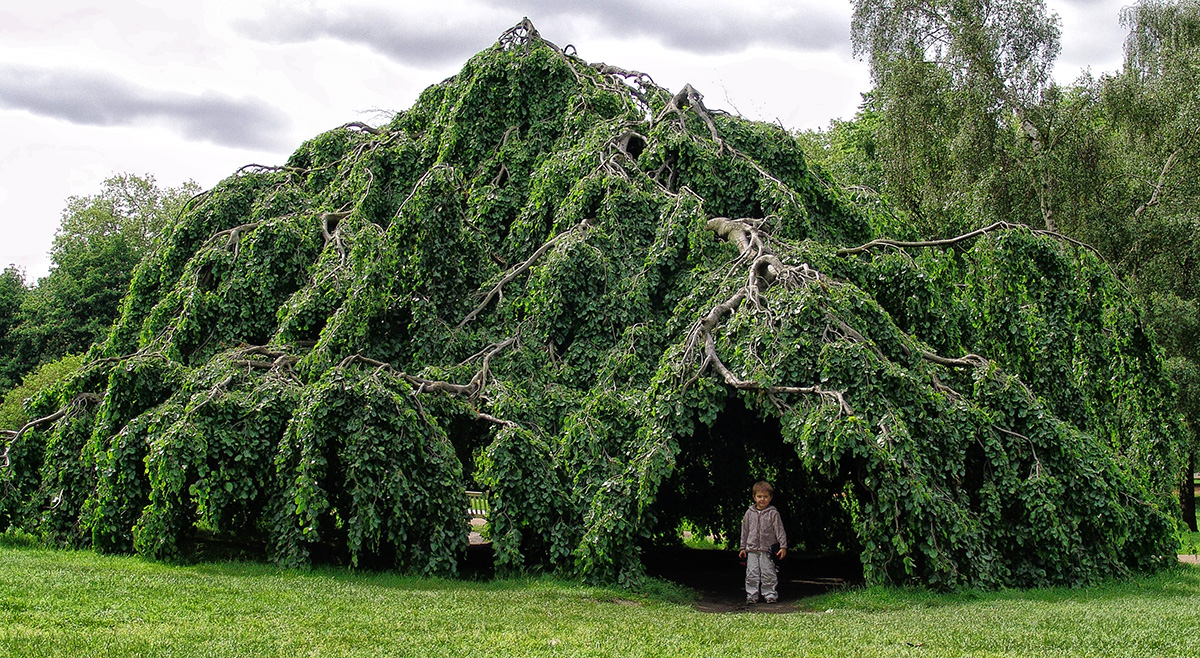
[643,393,864,591]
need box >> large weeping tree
[0,22,1185,589]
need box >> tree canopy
[0,174,200,393]
[0,21,1184,589]
[825,0,1200,530]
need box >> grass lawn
[1181,530,1200,555]
[2,542,1198,657]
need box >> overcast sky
[0,0,1128,281]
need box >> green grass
[2,543,1198,657]
[1182,530,1200,555]
[678,521,727,550]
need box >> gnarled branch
[457,218,593,329]
[704,332,854,416]
[2,393,101,468]
[920,351,987,369]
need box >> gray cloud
[508,0,849,55]
[0,64,292,150]
[235,1,848,69]
[234,6,500,67]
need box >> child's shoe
[764,596,778,604]
[745,596,758,605]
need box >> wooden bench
[466,490,489,518]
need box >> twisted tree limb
[920,352,988,369]
[836,220,1102,258]
[2,393,101,468]
[231,345,301,374]
[457,218,594,329]
[837,221,1025,256]
[657,84,724,149]
[340,121,380,135]
[338,336,519,423]
[209,222,262,259]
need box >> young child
[739,481,787,604]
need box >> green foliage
[270,366,466,573]
[0,354,85,432]
[817,1,1200,531]
[0,25,1183,588]
[0,175,199,403]
[0,267,31,393]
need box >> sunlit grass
[2,541,1198,657]
[678,520,728,550]
[1181,530,1200,555]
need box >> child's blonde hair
[752,481,773,496]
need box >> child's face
[754,491,772,509]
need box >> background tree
[849,0,1062,237]
[823,0,1200,530]
[0,174,199,396]
[1106,0,1200,529]
[0,266,29,392]
[0,353,86,431]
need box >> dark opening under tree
[0,21,1185,589]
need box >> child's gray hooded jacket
[740,504,787,553]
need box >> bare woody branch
[457,218,594,329]
[1133,145,1184,219]
[704,332,854,416]
[2,393,101,468]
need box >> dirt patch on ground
[460,541,860,612]
[641,547,862,613]
[1180,554,1200,565]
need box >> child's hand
[776,547,787,559]
[739,549,747,558]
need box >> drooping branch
[824,312,886,361]
[477,412,519,428]
[704,332,854,416]
[340,335,518,402]
[920,351,988,369]
[335,337,522,428]
[457,218,594,329]
[835,221,1122,293]
[836,220,1104,259]
[836,221,1024,256]
[340,121,380,135]
[593,64,656,91]
[1133,144,1185,219]
[594,65,663,117]
[683,287,747,369]
[231,345,300,374]
[234,164,305,176]
[2,393,101,468]
[657,84,724,149]
[210,222,262,259]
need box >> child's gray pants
[745,552,777,601]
